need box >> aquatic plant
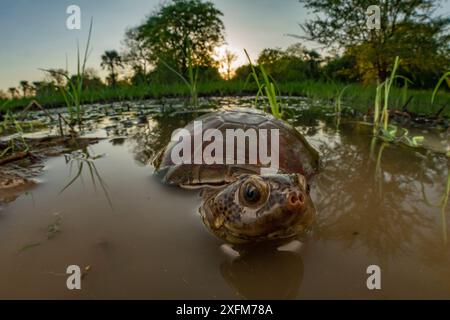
[431,71,450,105]
[41,18,93,128]
[399,128,425,148]
[244,49,282,119]
[4,78,450,118]
[372,57,424,147]
[335,85,350,129]
[0,101,29,158]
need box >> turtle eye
[239,177,268,207]
[243,182,261,203]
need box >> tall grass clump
[244,49,282,119]
[371,57,424,147]
[41,18,93,129]
[335,85,351,129]
[0,101,29,158]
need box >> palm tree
[101,50,123,87]
[19,80,30,97]
[8,87,18,99]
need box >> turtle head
[199,173,315,244]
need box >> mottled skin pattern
[200,174,315,244]
[154,108,319,244]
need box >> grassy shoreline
[2,80,449,117]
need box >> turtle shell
[154,108,319,187]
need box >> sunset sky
[1,0,449,91]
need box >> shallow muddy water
[0,97,449,299]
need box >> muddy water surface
[0,97,449,299]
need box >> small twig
[20,100,55,122]
[58,114,64,137]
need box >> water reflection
[220,244,304,300]
[420,158,450,242]
[125,106,449,268]
[1,98,450,299]
[61,147,113,208]
[311,122,448,265]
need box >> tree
[257,48,285,67]
[122,27,153,82]
[220,49,238,80]
[70,68,104,90]
[33,81,51,97]
[8,87,19,99]
[298,0,450,83]
[44,68,68,87]
[19,80,30,97]
[137,0,225,78]
[254,44,322,81]
[101,50,123,87]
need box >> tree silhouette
[101,50,123,87]
[137,0,225,78]
[220,50,238,80]
[8,87,18,99]
[44,68,68,87]
[19,80,30,97]
[123,27,152,80]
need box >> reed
[431,71,450,105]
[41,18,93,129]
[0,111,29,158]
[372,57,424,147]
[244,49,282,118]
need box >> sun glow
[214,46,243,80]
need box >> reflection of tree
[311,122,447,265]
[220,245,303,300]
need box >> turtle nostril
[288,192,306,209]
[298,193,305,205]
[288,193,298,206]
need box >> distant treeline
[1,0,449,104]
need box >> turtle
[154,107,319,244]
